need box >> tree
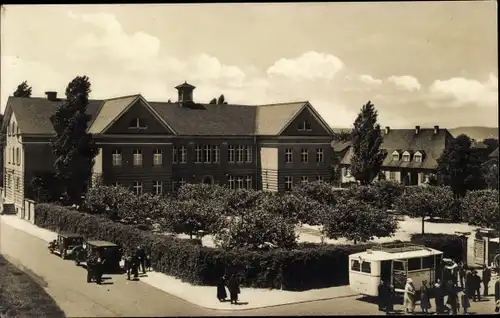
[83,184,135,220]
[321,197,398,244]
[461,190,499,230]
[209,98,217,104]
[217,94,228,105]
[482,138,498,153]
[50,76,99,205]
[332,130,352,142]
[482,162,499,189]
[292,181,337,206]
[350,101,385,185]
[437,134,486,197]
[13,81,32,97]
[28,172,62,203]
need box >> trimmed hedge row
[410,233,466,262]
[35,203,466,291]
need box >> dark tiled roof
[490,147,499,158]
[339,128,450,170]
[331,141,351,152]
[7,97,103,135]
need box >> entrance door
[392,259,408,291]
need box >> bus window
[361,261,371,274]
[393,261,405,271]
[422,255,435,269]
[351,259,361,271]
[408,258,421,271]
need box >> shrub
[461,190,499,229]
[410,233,465,262]
[259,192,327,225]
[83,184,135,220]
[176,183,230,202]
[371,180,405,210]
[322,197,398,243]
[292,181,338,206]
[394,186,458,221]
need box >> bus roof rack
[371,242,428,253]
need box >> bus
[348,243,443,296]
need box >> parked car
[48,232,84,260]
[74,240,122,273]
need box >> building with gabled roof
[1,82,335,216]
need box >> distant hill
[449,126,498,141]
[331,128,352,133]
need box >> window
[179,146,187,163]
[153,181,163,195]
[245,176,252,189]
[171,181,177,192]
[203,145,212,163]
[236,176,244,189]
[7,148,10,164]
[285,176,293,191]
[301,176,308,183]
[7,175,11,188]
[111,182,119,187]
[133,149,142,166]
[316,148,324,163]
[285,148,293,163]
[422,256,435,269]
[112,149,122,166]
[16,126,19,136]
[172,146,179,163]
[179,178,187,188]
[153,149,162,166]
[132,181,143,195]
[351,259,361,271]
[392,153,399,161]
[403,153,410,162]
[301,148,308,163]
[7,123,11,136]
[415,154,422,163]
[213,145,220,163]
[236,146,244,163]
[16,148,20,165]
[15,177,20,191]
[389,171,396,180]
[195,145,202,163]
[361,261,371,274]
[408,258,421,271]
[245,146,252,163]
[12,122,16,136]
[344,168,351,177]
[129,117,146,129]
[228,145,235,163]
[393,261,405,271]
[316,176,323,182]
[228,176,235,189]
[298,120,312,131]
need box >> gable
[104,99,174,135]
[280,104,332,136]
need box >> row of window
[285,148,324,164]
[6,147,21,166]
[350,256,438,274]
[392,151,423,163]
[4,174,21,191]
[284,175,324,190]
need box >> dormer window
[298,120,312,131]
[392,151,400,161]
[414,152,423,163]
[128,117,147,129]
[402,151,411,162]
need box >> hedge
[410,233,465,262]
[35,203,467,291]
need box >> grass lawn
[0,255,65,318]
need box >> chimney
[175,81,196,106]
[385,126,390,135]
[434,125,439,135]
[45,91,58,101]
[415,126,420,134]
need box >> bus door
[392,259,407,291]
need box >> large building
[334,125,454,186]
[1,82,335,214]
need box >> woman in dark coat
[434,279,445,314]
[385,284,395,314]
[217,275,228,302]
[227,274,240,304]
[446,283,458,315]
[420,280,431,314]
[377,280,387,311]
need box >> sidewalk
[0,215,359,311]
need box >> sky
[0,2,498,128]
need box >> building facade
[333,125,454,186]
[1,82,335,213]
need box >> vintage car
[48,232,84,260]
[74,240,122,273]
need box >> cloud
[387,75,421,91]
[266,51,344,81]
[359,74,382,85]
[428,73,498,108]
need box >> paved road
[0,221,497,316]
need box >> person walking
[227,274,240,305]
[404,278,416,314]
[124,253,133,280]
[459,262,466,288]
[420,280,432,314]
[216,275,228,302]
[446,282,459,315]
[434,279,445,315]
[466,270,473,299]
[483,265,492,297]
[472,270,482,301]
[135,246,146,274]
[386,284,395,315]
[378,280,387,312]
[459,287,470,315]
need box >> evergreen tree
[350,101,385,185]
[50,76,99,204]
[209,98,217,104]
[13,81,32,97]
[437,134,486,197]
[217,94,228,105]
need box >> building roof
[3,95,326,137]
[349,246,442,262]
[490,147,499,158]
[339,128,451,170]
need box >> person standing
[386,284,395,315]
[446,282,458,315]
[216,275,228,302]
[459,287,470,315]
[483,265,492,296]
[495,279,500,313]
[459,262,466,288]
[472,271,482,301]
[466,270,473,299]
[434,279,445,315]
[95,255,103,285]
[378,280,387,312]
[227,274,240,305]
[124,253,132,280]
[135,246,146,274]
[404,278,416,314]
[420,280,431,314]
